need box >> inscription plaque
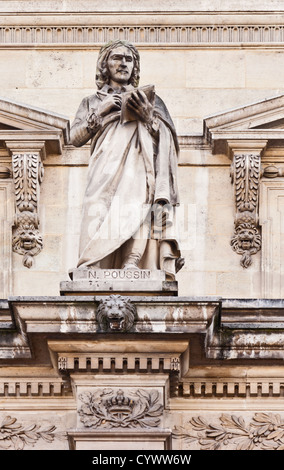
[71,269,165,282]
[60,268,177,295]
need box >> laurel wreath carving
[0,415,66,450]
[78,388,164,429]
[172,413,284,450]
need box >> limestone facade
[0,0,284,451]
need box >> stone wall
[0,1,282,298]
[1,0,284,453]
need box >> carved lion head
[231,223,261,268]
[12,214,43,268]
[96,294,137,332]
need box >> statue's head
[96,39,140,89]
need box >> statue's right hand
[98,94,122,117]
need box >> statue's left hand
[127,90,154,124]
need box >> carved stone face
[96,295,137,332]
[18,224,38,250]
[236,227,256,251]
[231,223,261,269]
[13,222,43,255]
[106,46,134,87]
[102,297,127,331]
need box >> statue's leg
[122,237,148,269]
[121,217,151,269]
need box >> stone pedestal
[60,268,178,296]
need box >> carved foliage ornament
[230,154,261,267]
[12,153,44,268]
[96,294,137,332]
[78,388,163,429]
[0,415,66,450]
[173,413,284,450]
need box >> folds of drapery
[70,90,182,279]
[77,118,155,267]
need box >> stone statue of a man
[70,40,184,280]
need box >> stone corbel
[6,141,45,268]
[228,140,267,268]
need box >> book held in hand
[120,84,155,124]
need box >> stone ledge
[206,298,284,359]
[221,298,284,328]
[9,295,219,334]
[62,268,178,296]
[2,296,284,361]
[59,280,178,296]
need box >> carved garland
[172,413,284,450]
[12,152,44,268]
[230,153,261,267]
[78,388,163,429]
[0,415,66,450]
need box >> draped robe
[70,84,181,280]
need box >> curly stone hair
[95,39,140,89]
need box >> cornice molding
[0,379,67,397]
[182,379,284,398]
[0,22,283,48]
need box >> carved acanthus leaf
[234,154,260,214]
[231,153,261,267]
[12,153,44,268]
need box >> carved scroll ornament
[230,153,261,267]
[173,413,284,450]
[78,388,163,429]
[12,152,44,268]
